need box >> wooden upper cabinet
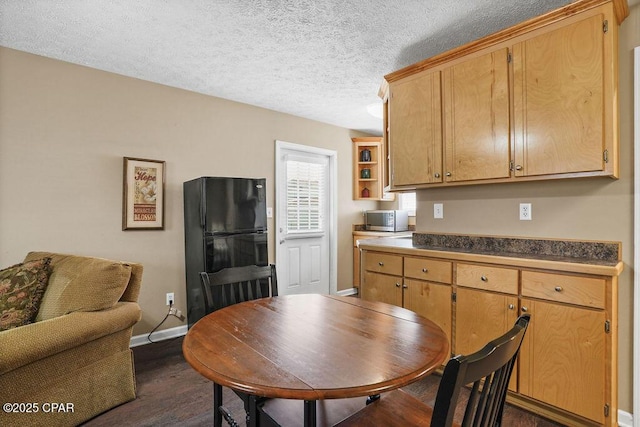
[512,12,611,177]
[380,0,625,189]
[388,70,442,188]
[443,48,511,182]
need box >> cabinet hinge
[604,404,610,417]
[507,51,512,63]
[509,161,514,171]
[605,320,611,333]
[603,149,609,163]
[452,292,457,302]
[603,20,608,33]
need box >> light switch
[266,207,273,218]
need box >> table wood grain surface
[183,294,449,402]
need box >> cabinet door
[361,271,402,307]
[512,14,605,177]
[442,48,510,182]
[388,70,442,187]
[519,298,605,423]
[455,288,518,391]
[404,279,452,345]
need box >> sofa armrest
[0,301,141,375]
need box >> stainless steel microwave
[364,210,409,232]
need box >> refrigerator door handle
[200,181,206,228]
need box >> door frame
[633,46,639,427]
[275,140,338,295]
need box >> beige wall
[400,5,638,414]
[0,47,377,336]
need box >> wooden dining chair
[199,264,278,427]
[199,264,278,314]
[335,314,531,427]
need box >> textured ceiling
[0,0,589,134]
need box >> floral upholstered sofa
[0,251,143,426]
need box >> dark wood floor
[82,336,564,426]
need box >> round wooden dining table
[183,294,449,427]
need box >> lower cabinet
[361,252,453,345]
[519,269,609,424]
[519,298,606,423]
[404,279,452,345]
[455,287,519,391]
[360,249,618,426]
[361,271,402,306]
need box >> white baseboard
[336,287,358,296]
[618,409,633,427]
[130,325,188,347]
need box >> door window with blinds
[285,155,328,235]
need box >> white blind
[286,159,325,233]
[398,192,416,216]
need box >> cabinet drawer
[521,271,605,309]
[363,252,403,276]
[404,257,452,283]
[456,263,518,294]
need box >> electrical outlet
[434,203,444,219]
[166,292,174,306]
[519,203,532,221]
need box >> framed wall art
[122,157,165,230]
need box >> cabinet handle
[554,286,563,292]
[446,172,452,177]
[378,262,384,266]
[402,284,408,289]
[521,306,528,312]
[508,304,515,310]
[422,268,429,273]
[434,173,440,178]
[515,165,523,171]
[395,283,401,288]
[481,275,488,282]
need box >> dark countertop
[357,233,623,276]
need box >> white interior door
[275,141,337,296]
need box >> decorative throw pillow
[0,257,52,331]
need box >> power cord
[147,300,186,344]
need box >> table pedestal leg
[213,383,222,427]
[248,395,259,427]
[303,400,316,427]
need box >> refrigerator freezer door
[203,177,267,234]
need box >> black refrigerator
[183,176,268,328]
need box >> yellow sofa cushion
[0,257,52,330]
[23,252,132,321]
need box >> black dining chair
[199,264,278,427]
[200,264,278,314]
[335,314,531,427]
